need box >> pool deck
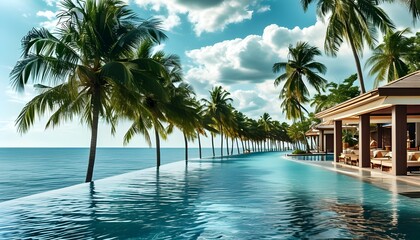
[289,158,420,194]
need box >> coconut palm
[301,0,394,93]
[366,28,411,87]
[165,83,200,161]
[258,113,272,151]
[202,86,233,157]
[124,40,182,167]
[10,0,168,182]
[273,41,326,121]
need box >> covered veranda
[315,71,420,176]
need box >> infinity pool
[1,152,420,239]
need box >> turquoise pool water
[1,152,420,239]
[288,153,333,161]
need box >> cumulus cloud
[134,0,262,35]
[183,17,371,119]
[185,19,331,89]
[158,13,181,31]
[36,10,58,30]
[36,10,55,20]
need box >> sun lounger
[370,150,391,170]
[371,151,420,172]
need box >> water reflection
[1,153,420,239]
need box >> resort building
[315,71,420,176]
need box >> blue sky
[0,0,417,147]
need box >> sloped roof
[315,71,420,123]
[378,71,420,96]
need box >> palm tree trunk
[236,138,240,154]
[184,133,188,162]
[85,88,100,183]
[346,22,366,94]
[226,135,229,156]
[231,137,234,155]
[241,138,245,152]
[155,128,161,168]
[299,107,311,153]
[197,131,202,159]
[211,134,215,157]
[220,127,224,157]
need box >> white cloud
[36,10,55,20]
[36,10,58,30]
[43,0,56,6]
[183,17,371,120]
[257,5,270,13]
[134,0,262,36]
[158,13,181,31]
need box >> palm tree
[311,74,360,112]
[165,83,200,162]
[202,86,233,157]
[301,0,394,94]
[273,41,326,121]
[258,113,272,151]
[124,40,181,167]
[366,28,411,87]
[10,0,168,182]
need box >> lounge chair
[370,150,391,170]
[373,151,420,172]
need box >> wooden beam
[392,105,407,175]
[359,114,370,168]
[334,120,342,162]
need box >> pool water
[288,153,333,161]
[1,152,420,239]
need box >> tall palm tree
[258,113,272,151]
[10,0,168,182]
[124,40,182,167]
[165,83,200,162]
[301,0,394,93]
[202,86,233,157]
[273,41,326,121]
[366,28,411,87]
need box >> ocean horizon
[0,147,227,202]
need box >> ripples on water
[1,152,420,239]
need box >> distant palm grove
[9,0,420,181]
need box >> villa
[315,71,420,176]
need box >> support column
[334,120,343,162]
[392,105,407,176]
[377,124,383,149]
[359,114,370,168]
[319,130,324,152]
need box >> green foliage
[301,0,394,93]
[366,28,411,86]
[273,41,327,120]
[287,118,312,143]
[292,149,306,154]
[311,74,360,113]
[10,0,169,182]
[405,32,420,73]
[342,130,358,147]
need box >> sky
[0,0,418,148]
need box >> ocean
[0,147,222,203]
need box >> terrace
[315,71,420,176]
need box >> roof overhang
[315,71,420,124]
